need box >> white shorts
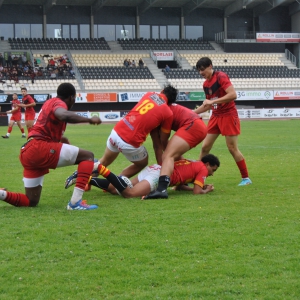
[23,144,79,188]
[107,129,148,162]
[138,164,161,191]
[57,143,79,167]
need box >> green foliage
[1,120,300,299]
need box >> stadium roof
[1,0,298,17]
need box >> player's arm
[6,106,19,114]
[173,184,193,191]
[60,136,70,144]
[208,85,237,106]
[54,107,101,125]
[18,98,36,108]
[194,102,209,114]
[193,183,214,194]
[150,127,164,165]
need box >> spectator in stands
[7,55,13,68]
[131,60,136,67]
[37,69,43,78]
[165,64,171,72]
[69,67,75,78]
[0,53,4,67]
[18,55,23,68]
[30,71,35,84]
[22,54,27,66]
[123,58,128,67]
[138,58,144,68]
[50,71,57,80]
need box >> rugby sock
[157,175,171,192]
[70,187,84,205]
[98,164,127,193]
[236,159,249,178]
[1,191,30,207]
[8,127,12,134]
[21,128,25,134]
[70,160,94,204]
[76,160,94,190]
[89,177,110,190]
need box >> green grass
[1,120,300,300]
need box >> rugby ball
[116,176,133,195]
[120,175,133,188]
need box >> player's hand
[60,136,70,144]
[17,103,25,108]
[204,184,214,192]
[202,99,213,107]
[89,116,101,125]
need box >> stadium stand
[165,53,300,91]
[8,37,110,51]
[1,43,299,93]
[118,38,214,51]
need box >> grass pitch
[0,120,300,299]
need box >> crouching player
[0,83,102,210]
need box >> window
[116,25,135,40]
[80,24,90,38]
[62,25,70,38]
[168,26,179,39]
[47,24,61,38]
[0,24,14,39]
[185,26,203,39]
[140,25,150,39]
[15,24,30,38]
[70,25,78,39]
[31,24,43,39]
[97,25,115,41]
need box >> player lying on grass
[66,154,220,199]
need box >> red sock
[4,192,30,207]
[236,159,249,178]
[75,161,94,190]
[21,128,25,134]
[8,127,12,134]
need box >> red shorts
[207,115,240,136]
[10,113,21,122]
[25,111,36,121]
[174,118,207,148]
[19,139,62,178]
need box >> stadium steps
[107,41,122,52]
[143,57,165,88]
[209,41,224,52]
[0,40,10,52]
[279,55,298,69]
[180,56,193,70]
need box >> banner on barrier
[119,92,146,102]
[152,51,174,61]
[236,90,273,100]
[256,32,300,42]
[237,108,300,119]
[274,90,300,100]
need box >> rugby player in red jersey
[18,87,36,134]
[194,56,251,187]
[2,93,26,138]
[0,83,103,210]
